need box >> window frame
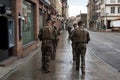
[110,0,116,3]
[111,7,115,13]
[118,7,120,13]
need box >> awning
[114,18,120,20]
[111,18,120,21]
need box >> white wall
[106,6,120,15]
[102,0,120,21]
[106,0,120,4]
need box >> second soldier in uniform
[51,21,60,60]
[71,21,90,75]
[38,19,54,73]
[70,23,78,61]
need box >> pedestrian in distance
[71,21,90,75]
[38,19,54,73]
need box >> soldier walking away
[70,23,78,61]
[51,21,60,60]
[38,19,54,73]
[71,21,90,75]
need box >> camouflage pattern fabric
[75,43,86,73]
[41,40,53,71]
[71,28,90,74]
[38,26,54,73]
[51,26,59,60]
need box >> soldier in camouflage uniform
[38,19,54,73]
[51,21,59,60]
[70,23,78,61]
[71,21,90,75]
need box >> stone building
[101,0,120,31]
[87,0,120,31]
[0,0,58,66]
[87,0,96,30]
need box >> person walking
[71,21,90,75]
[51,21,60,60]
[38,19,54,73]
[70,23,78,61]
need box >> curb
[88,48,120,74]
[0,47,41,80]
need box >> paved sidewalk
[0,47,39,80]
[0,30,120,80]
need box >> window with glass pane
[101,0,103,4]
[22,0,34,45]
[111,7,115,13]
[118,0,120,3]
[118,7,120,13]
[110,0,115,3]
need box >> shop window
[22,0,34,45]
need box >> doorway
[0,16,15,61]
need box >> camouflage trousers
[41,40,53,71]
[75,43,86,72]
[51,40,57,60]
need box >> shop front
[0,0,39,63]
[0,0,14,61]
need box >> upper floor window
[118,7,120,13]
[101,0,104,4]
[111,7,115,13]
[110,0,115,3]
[118,0,120,3]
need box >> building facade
[61,0,68,18]
[0,0,62,65]
[95,0,101,30]
[101,0,120,30]
[87,0,120,31]
[0,0,39,63]
[87,0,96,30]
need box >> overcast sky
[68,0,88,17]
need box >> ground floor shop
[0,0,62,66]
[0,0,39,64]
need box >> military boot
[81,66,85,75]
[76,66,79,71]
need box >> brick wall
[12,0,39,58]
